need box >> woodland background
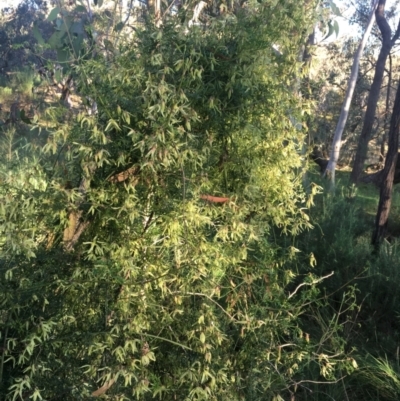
[1,0,400,400]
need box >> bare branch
[92,379,115,397]
[288,272,334,299]
[200,194,230,204]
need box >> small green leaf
[333,20,339,37]
[47,7,60,21]
[32,25,45,45]
[72,35,84,55]
[329,0,341,16]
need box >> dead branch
[91,379,115,397]
[200,194,230,203]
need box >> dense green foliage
[2,0,400,400]
[0,2,355,400]
[0,0,51,77]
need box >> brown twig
[92,379,115,397]
[200,194,230,203]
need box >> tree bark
[371,79,400,246]
[324,0,378,187]
[379,52,393,165]
[155,0,161,26]
[351,1,400,183]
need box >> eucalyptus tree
[372,79,400,246]
[351,0,400,183]
[324,0,378,186]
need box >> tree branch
[92,379,115,397]
[288,272,334,299]
[200,194,230,203]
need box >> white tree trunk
[325,0,378,186]
[188,1,207,27]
